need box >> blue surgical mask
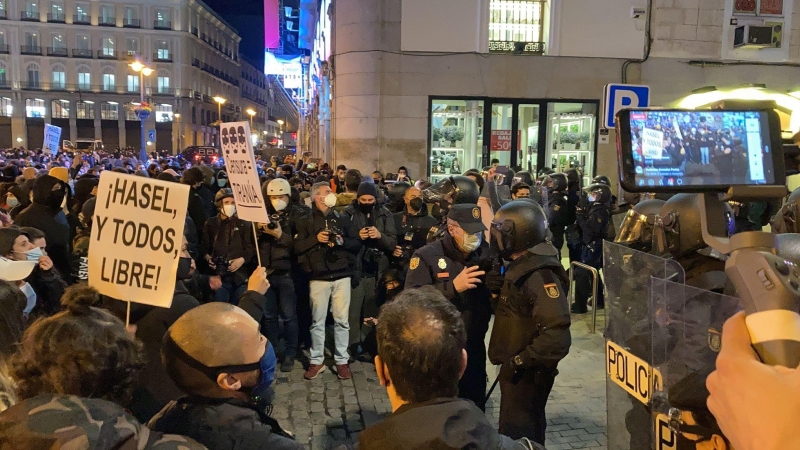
[251,342,277,402]
[20,282,36,315]
[19,247,44,262]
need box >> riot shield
[649,278,740,450]
[603,241,685,450]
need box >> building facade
[0,0,297,152]
[304,0,800,185]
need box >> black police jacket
[294,205,360,281]
[547,191,570,229]
[392,205,439,266]
[404,232,493,337]
[488,251,571,370]
[257,203,309,274]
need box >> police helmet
[491,200,549,259]
[585,183,612,205]
[616,199,666,250]
[513,171,534,187]
[659,194,732,258]
[267,178,291,196]
[593,175,612,186]
[565,168,582,188]
[214,188,234,207]
[422,175,480,204]
[546,173,568,192]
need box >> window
[76,35,89,50]
[25,98,44,117]
[127,74,139,92]
[0,97,12,117]
[99,4,114,23]
[156,41,169,59]
[155,104,172,122]
[101,101,118,120]
[0,0,6,18]
[77,70,90,90]
[125,105,139,120]
[0,65,7,86]
[488,0,545,54]
[124,5,138,24]
[125,38,138,56]
[25,0,38,14]
[52,34,64,49]
[733,0,785,15]
[75,2,88,21]
[50,1,63,20]
[25,32,39,47]
[51,69,65,89]
[51,99,69,118]
[157,76,169,94]
[155,8,170,28]
[191,106,196,124]
[102,37,114,56]
[26,64,39,89]
[102,73,115,91]
[76,101,94,119]
[0,31,6,47]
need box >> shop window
[76,100,94,119]
[545,102,597,185]
[25,98,44,118]
[101,101,118,120]
[0,97,11,117]
[429,99,484,182]
[488,0,546,54]
[155,104,172,122]
[51,99,69,118]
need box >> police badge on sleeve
[410,257,420,270]
[544,283,560,299]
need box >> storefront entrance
[428,97,599,186]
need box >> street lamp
[174,113,181,153]
[246,108,256,126]
[213,96,226,121]
[130,60,153,162]
[277,119,285,148]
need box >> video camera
[211,256,230,275]
[616,107,800,368]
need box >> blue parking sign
[603,84,650,129]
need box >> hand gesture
[453,265,485,293]
[393,246,404,257]
[317,230,330,244]
[359,228,370,240]
[263,222,282,239]
[37,255,53,271]
[367,227,381,239]
[247,267,271,295]
[228,257,245,272]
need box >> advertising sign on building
[490,130,512,151]
[219,122,270,224]
[283,63,302,89]
[43,124,61,155]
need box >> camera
[325,224,344,246]
[267,213,283,230]
[211,256,230,275]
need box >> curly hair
[8,285,144,405]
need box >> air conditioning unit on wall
[734,21,783,48]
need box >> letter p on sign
[603,84,651,129]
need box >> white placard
[88,171,190,308]
[44,124,62,156]
[220,121,270,224]
[283,63,302,89]
[641,128,664,159]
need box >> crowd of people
[0,144,790,450]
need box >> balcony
[23,82,41,91]
[47,12,65,22]
[97,50,117,59]
[191,26,198,35]
[98,17,115,26]
[73,14,90,24]
[20,11,39,21]
[47,47,68,57]
[71,48,93,58]
[20,45,42,55]
[154,19,171,30]
[123,18,140,28]
[153,52,172,62]
[192,58,200,67]
[50,83,67,91]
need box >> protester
[335,169,362,208]
[331,164,347,193]
[0,279,25,413]
[15,175,71,278]
[182,167,211,239]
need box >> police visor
[615,209,655,246]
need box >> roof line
[193,0,239,36]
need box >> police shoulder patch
[708,328,722,352]
[544,283,560,299]
[410,257,420,270]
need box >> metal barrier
[568,261,603,334]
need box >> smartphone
[616,108,785,193]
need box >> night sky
[204,0,265,68]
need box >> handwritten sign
[88,171,189,308]
[43,124,61,156]
[641,128,665,159]
[220,121,270,224]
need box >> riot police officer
[573,182,612,313]
[487,200,571,444]
[404,203,493,409]
[565,168,583,264]
[391,186,438,281]
[615,198,666,253]
[422,175,481,242]
[545,173,570,259]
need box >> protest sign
[641,128,664,159]
[88,171,189,308]
[44,124,62,155]
[220,121,270,224]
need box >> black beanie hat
[357,182,378,199]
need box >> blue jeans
[265,274,299,359]
[215,278,247,305]
[309,278,351,365]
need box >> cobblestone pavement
[273,311,608,450]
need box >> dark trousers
[550,226,565,260]
[349,276,377,347]
[498,364,557,445]
[293,271,312,349]
[215,278,247,305]
[575,269,604,311]
[459,335,488,410]
[264,274,299,359]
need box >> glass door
[517,104,541,174]
[487,103,513,167]
[545,102,598,186]
[429,99,484,183]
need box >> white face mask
[323,193,337,208]
[20,282,36,315]
[458,232,482,253]
[6,196,19,208]
[217,178,227,187]
[222,204,237,218]
[271,198,288,211]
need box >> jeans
[309,278,351,365]
[215,278,247,305]
[349,276,376,347]
[266,274,299,359]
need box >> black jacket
[343,202,397,276]
[196,184,217,219]
[187,186,209,239]
[26,265,66,317]
[345,398,542,450]
[148,396,303,450]
[294,205,360,281]
[16,177,71,278]
[258,203,309,274]
[392,205,440,267]
[203,215,256,283]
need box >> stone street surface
[272,312,608,450]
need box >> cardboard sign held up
[220,121,270,224]
[44,124,62,156]
[88,171,190,308]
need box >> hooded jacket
[15,175,71,279]
[343,201,397,276]
[0,394,207,450]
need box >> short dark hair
[281,164,294,174]
[20,226,45,242]
[336,164,347,171]
[511,183,531,196]
[181,167,205,186]
[345,169,362,192]
[0,280,25,359]
[376,287,466,404]
[491,159,500,165]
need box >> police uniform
[488,247,571,444]
[404,204,493,408]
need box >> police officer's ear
[458,349,468,380]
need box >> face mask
[176,256,193,280]
[358,202,374,215]
[47,188,66,209]
[271,199,288,212]
[588,194,597,202]
[217,178,228,187]
[457,232,482,253]
[409,197,424,211]
[372,178,381,184]
[222,204,237,218]
[18,247,44,262]
[20,282,36,315]
[250,342,277,401]
[6,196,18,208]
[338,175,345,181]
[323,193,337,208]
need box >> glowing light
[678,87,800,134]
